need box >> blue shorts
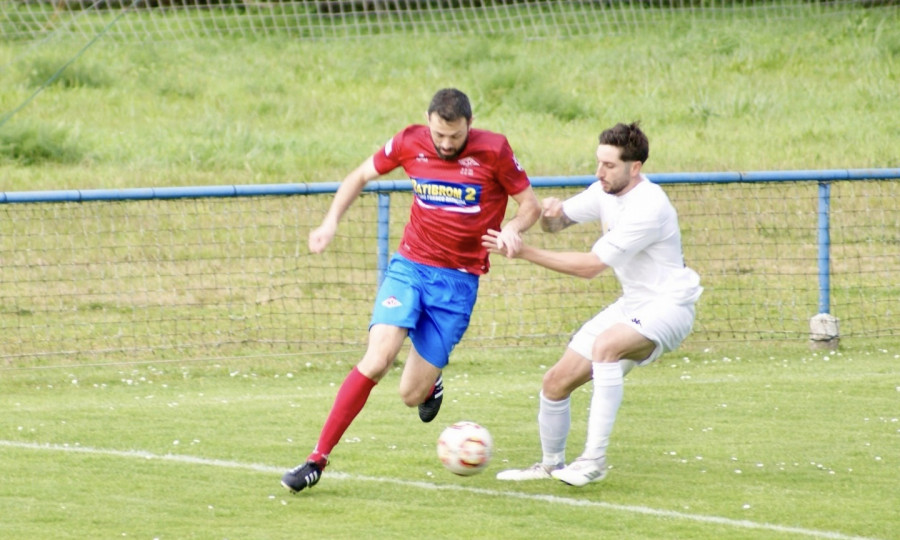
[371,254,479,369]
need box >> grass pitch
[2,342,898,539]
[1,5,898,539]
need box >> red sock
[307,366,377,467]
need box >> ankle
[306,451,329,469]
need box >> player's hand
[540,197,568,233]
[482,228,522,258]
[308,223,337,253]
[481,229,503,254]
[496,227,523,257]
[542,197,564,218]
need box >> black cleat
[281,461,323,493]
[418,374,444,423]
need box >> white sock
[538,391,570,467]
[583,362,624,461]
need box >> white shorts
[568,297,696,366]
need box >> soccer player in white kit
[483,122,702,486]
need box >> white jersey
[562,176,702,306]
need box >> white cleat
[496,462,562,481]
[551,457,608,487]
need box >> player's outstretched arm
[482,229,608,279]
[308,157,381,254]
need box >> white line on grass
[1,439,880,540]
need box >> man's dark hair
[599,122,649,164]
[428,88,473,123]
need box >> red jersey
[372,125,531,275]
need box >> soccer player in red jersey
[282,88,541,493]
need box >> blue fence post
[809,180,840,349]
[376,193,391,286]
[816,181,831,314]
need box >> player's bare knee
[591,341,626,364]
[357,354,393,382]
[541,369,569,401]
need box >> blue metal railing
[5,168,898,203]
[4,168,900,317]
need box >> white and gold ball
[436,421,493,476]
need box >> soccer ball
[436,421,493,476]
